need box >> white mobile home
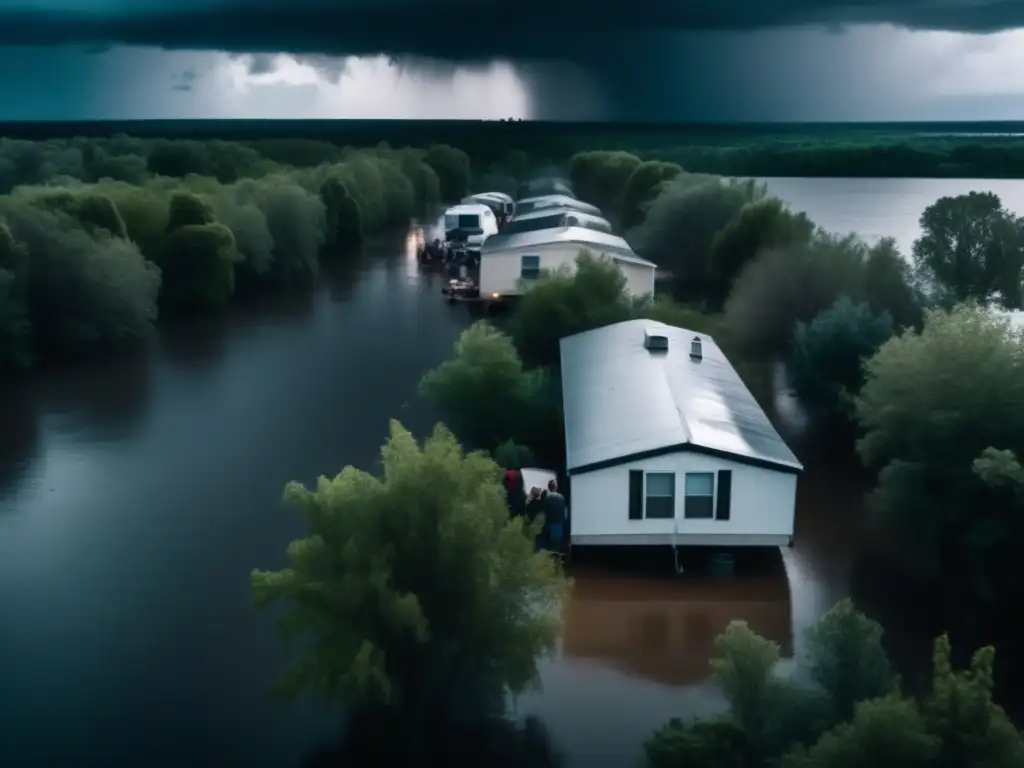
[503,208,613,236]
[514,195,602,217]
[478,227,656,300]
[517,177,575,200]
[462,192,515,218]
[560,320,803,548]
[442,204,499,244]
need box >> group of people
[502,470,568,553]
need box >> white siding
[479,243,653,299]
[569,451,797,547]
[616,259,656,298]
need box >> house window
[644,472,675,519]
[520,254,541,280]
[684,472,715,519]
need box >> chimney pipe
[690,336,703,361]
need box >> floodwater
[1,177,1021,767]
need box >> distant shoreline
[5,121,1024,178]
[1,119,1023,139]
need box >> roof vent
[690,335,703,362]
[644,328,669,351]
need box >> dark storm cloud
[245,53,278,75]
[3,1,1024,59]
[3,0,1022,120]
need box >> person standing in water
[542,479,567,552]
[525,487,545,550]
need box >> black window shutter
[715,470,732,520]
[629,470,644,519]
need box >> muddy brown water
[2,183,959,767]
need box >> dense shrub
[620,160,684,229]
[508,252,634,370]
[0,221,32,369]
[629,176,754,301]
[707,197,815,310]
[0,200,160,359]
[789,297,895,432]
[567,150,641,216]
[724,233,919,359]
[419,322,555,451]
[424,144,471,201]
[160,222,239,310]
[231,176,326,287]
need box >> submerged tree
[912,192,1024,309]
[508,252,633,370]
[252,421,568,749]
[803,599,898,725]
[707,197,814,310]
[788,297,894,433]
[777,695,939,768]
[419,321,557,451]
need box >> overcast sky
[1,1,1023,120]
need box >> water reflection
[563,564,793,687]
[0,381,40,498]
[325,256,366,303]
[29,351,154,444]
[157,313,230,372]
[304,707,563,768]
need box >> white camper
[477,227,656,301]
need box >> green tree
[1,202,159,358]
[235,177,326,287]
[420,322,555,450]
[319,175,364,250]
[912,191,1024,308]
[708,198,814,310]
[161,223,240,310]
[620,160,683,230]
[492,439,537,470]
[803,599,898,725]
[147,139,210,178]
[212,194,275,283]
[0,220,32,369]
[424,144,471,202]
[96,180,171,262]
[508,252,634,369]
[398,153,442,213]
[24,189,129,239]
[645,715,755,768]
[778,695,939,768]
[924,635,1024,768]
[725,234,914,360]
[167,190,214,230]
[861,237,923,331]
[629,177,749,302]
[855,306,1024,632]
[566,150,641,216]
[788,297,894,432]
[709,621,791,753]
[251,421,568,744]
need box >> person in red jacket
[502,469,525,518]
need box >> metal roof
[560,320,803,474]
[518,178,574,199]
[469,191,513,204]
[444,203,493,216]
[515,195,602,217]
[508,208,611,227]
[480,226,655,267]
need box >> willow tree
[251,421,568,742]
